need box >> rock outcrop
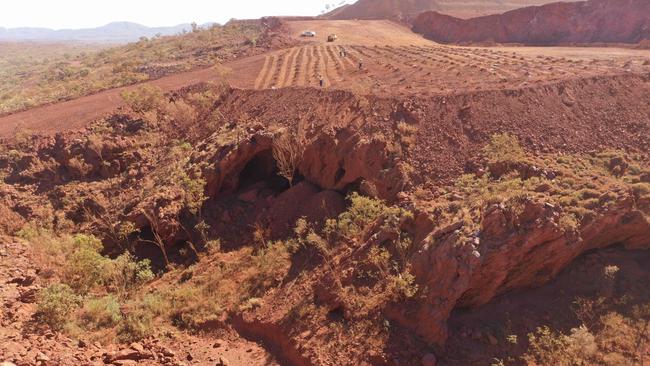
[404,193,650,345]
[413,0,650,45]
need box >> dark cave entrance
[234,149,300,193]
[238,150,288,192]
[132,225,167,271]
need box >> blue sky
[0,0,352,29]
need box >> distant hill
[0,22,214,43]
[412,0,650,45]
[322,0,576,21]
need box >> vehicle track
[254,55,272,89]
[281,47,300,88]
[275,49,294,88]
[261,53,279,89]
[305,46,316,86]
[3,19,648,137]
[317,46,333,86]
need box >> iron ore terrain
[1,1,650,365]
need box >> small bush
[118,310,153,342]
[73,233,104,252]
[205,239,221,254]
[165,100,198,129]
[250,241,291,293]
[63,240,108,293]
[121,86,164,114]
[388,270,419,300]
[36,284,81,330]
[330,193,398,238]
[78,295,122,330]
[168,285,223,330]
[103,253,155,293]
[559,213,580,232]
[483,133,525,163]
[136,293,167,317]
[178,171,206,215]
[524,325,597,366]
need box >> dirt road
[0,66,231,138]
[1,19,649,138]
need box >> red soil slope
[324,0,440,20]
[324,0,573,20]
[413,0,650,45]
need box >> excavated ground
[1,20,649,137]
[1,17,650,366]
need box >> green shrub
[16,223,42,241]
[117,310,153,342]
[136,293,167,317]
[103,253,155,293]
[524,325,597,366]
[36,284,81,330]
[79,295,122,330]
[178,171,206,215]
[388,270,419,300]
[329,192,400,238]
[121,86,164,114]
[250,241,291,294]
[559,213,580,232]
[483,133,525,163]
[72,233,104,251]
[62,240,108,293]
[168,284,223,330]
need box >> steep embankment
[323,0,441,20]
[413,0,650,45]
[2,72,650,365]
[324,0,575,20]
[216,72,650,186]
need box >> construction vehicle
[327,34,338,42]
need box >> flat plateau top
[284,20,433,46]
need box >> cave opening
[131,225,168,271]
[235,149,302,193]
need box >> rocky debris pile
[103,341,188,366]
[0,239,243,366]
[1,241,82,365]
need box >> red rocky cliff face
[413,0,650,45]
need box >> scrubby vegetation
[1,71,648,366]
[0,20,264,114]
[427,133,650,241]
[522,284,650,365]
[19,229,155,342]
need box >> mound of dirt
[1,75,649,365]
[323,0,575,21]
[323,0,441,21]
[413,0,650,45]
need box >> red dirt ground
[0,66,230,137]
[1,20,649,139]
[0,238,282,366]
[1,17,650,366]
